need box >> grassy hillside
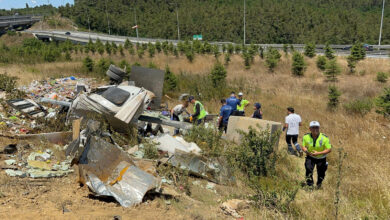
[59,0,390,44]
[0,34,389,218]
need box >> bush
[243,52,251,69]
[292,52,306,76]
[0,73,18,93]
[376,72,388,83]
[137,47,144,58]
[185,125,224,157]
[344,98,373,116]
[210,62,227,87]
[304,42,316,58]
[316,55,327,71]
[224,53,231,65]
[64,51,71,61]
[227,43,234,54]
[375,87,390,118]
[185,49,194,62]
[232,125,280,177]
[350,42,366,61]
[118,60,131,76]
[96,58,113,75]
[328,85,341,110]
[148,42,155,57]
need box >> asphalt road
[26,30,390,59]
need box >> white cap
[309,121,320,127]
[238,92,243,96]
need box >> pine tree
[325,58,341,81]
[347,55,356,73]
[224,53,230,66]
[213,45,220,59]
[155,41,162,53]
[124,38,131,49]
[210,62,227,87]
[118,45,124,56]
[304,42,316,58]
[292,52,306,76]
[164,66,178,92]
[283,44,288,56]
[148,42,155,57]
[324,43,335,59]
[316,55,327,71]
[83,56,94,72]
[227,44,234,54]
[375,87,390,118]
[328,85,341,110]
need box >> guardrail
[28,30,390,53]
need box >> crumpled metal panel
[86,163,161,207]
[168,150,234,185]
[78,136,134,184]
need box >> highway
[26,30,390,58]
[0,15,40,30]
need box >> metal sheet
[129,66,165,109]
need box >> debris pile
[0,65,255,214]
[1,143,73,178]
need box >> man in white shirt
[171,101,190,135]
[283,107,302,156]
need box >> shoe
[298,151,303,157]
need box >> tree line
[58,0,390,44]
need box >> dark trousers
[305,156,328,186]
[219,122,228,133]
[172,114,180,135]
[286,134,301,152]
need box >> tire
[109,64,126,77]
[106,69,123,82]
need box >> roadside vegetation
[0,33,389,219]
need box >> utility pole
[379,0,385,47]
[105,0,111,35]
[243,0,246,45]
[134,8,139,39]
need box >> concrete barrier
[226,116,282,149]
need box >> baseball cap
[309,121,320,127]
[188,96,195,102]
[255,102,261,109]
[238,92,243,96]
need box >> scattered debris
[4,159,16,166]
[5,169,27,177]
[2,144,17,154]
[220,199,250,218]
[152,134,202,155]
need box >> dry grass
[1,49,389,219]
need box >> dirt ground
[0,140,245,220]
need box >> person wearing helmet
[302,121,332,189]
[252,102,263,119]
[188,96,207,125]
[237,92,250,116]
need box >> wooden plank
[72,118,82,141]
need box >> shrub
[137,47,144,58]
[118,60,131,75]
[148,42,155,57]
[233,125,280,177]
[344,98,373,116]
[376,72,388,83]
[316,55,327,71]
[328,85,341,110]
[184,125,224,157]
[224,53,231,65]
[212,45,220,59]
[227,43,234,54]
[292,52,306,76]
[350,42,366,61]
[148,62,158,69]
[243,52,251,69]
[325,58,341,81]
[210,62,227,87]
[0,73,18,93]
[185,49,194,62]
[234,44,241,54]
[124,38,131,49]
[96,58,113,75]
[155,41,162,53]
[105,42,111,55]
[283,44,288,55]
[375,87,390,118]
[64,51,71,61]
[304,42,316,58]
[118,44,124,56]
[143,141,159,159]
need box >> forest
[57,0,390,44]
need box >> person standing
[188,96,207,125]
[237,92,250,116]
[226,92,241,116]
[284,107,302,156]
[218,99,232,133]
[170,101,190,135]
[302,121,332,189]
[252,102,263,119]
